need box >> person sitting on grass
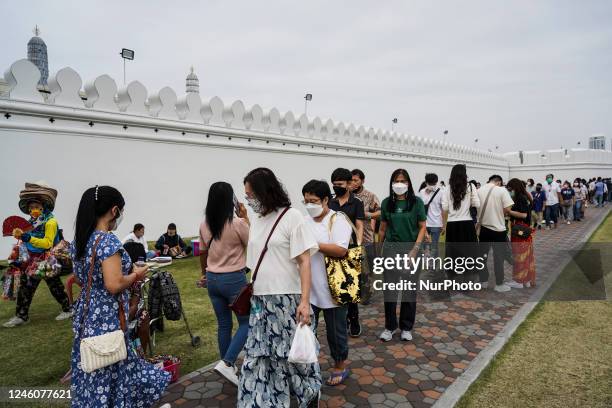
[122,223,157,260]
[155,223,192,258]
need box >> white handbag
[78,234,128,373]
[80,330,127,373]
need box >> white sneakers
[3,311,72,328]
[379,329,396,342]
[494,284,511,292]
[400,330,413,341]
[379,329,413,342]
[55,311,73,321]
[3,311,73,327]
[159,404,171,408]
[506,281,524,289]
[2,316,27,328]
[480,282,489,289]
[567,220,571,225]
[214,361,239,387]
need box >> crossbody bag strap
[78,234,102,339]
[251,206,290,282]
[78,234,127,338]
[478,185,494,224]
[428,188,440,206]
[425,188,441,214]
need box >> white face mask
[112,209,123,231]
[305,203,324,218]
[392,182,408,195]
[245,196,264,214]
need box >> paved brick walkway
[156,207,609,408]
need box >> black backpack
[159,271,182,321]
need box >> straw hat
[18,181,58,214]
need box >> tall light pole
[391,118,398,131]
[304,93,312,116]
[120,48,134,85]
[474,138,479,148]
[443,129,448,142]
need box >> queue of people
[1,167,607,408]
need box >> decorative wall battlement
[1,58,508,167]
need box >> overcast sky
[4,0,612,151]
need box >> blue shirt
[595,181,605,195]
[531,191,546,212]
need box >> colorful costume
[7,182,71,323]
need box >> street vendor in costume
[3,182,72,328]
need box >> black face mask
[333,186,348,197]
[536,187,542,192]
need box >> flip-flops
[326,369,350,386]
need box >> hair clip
[94,185,99,201]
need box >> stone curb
[433,207,610,408]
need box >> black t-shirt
[329,193,365,245]
[511,195,531,225]
[560,188,575,202]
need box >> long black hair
[386,168,416,214]
[243,167,291,215]
[449,164,468,211]
[507,178,533,205]
[205,182,235,240]
[74,186,125,259]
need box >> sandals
[326,369,350,386]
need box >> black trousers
[478,227,508,285]
[384,300,416,332]
[16,274,70,320]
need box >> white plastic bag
[287,323,318,364]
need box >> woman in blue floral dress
[70,186,170,408]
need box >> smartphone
[233,194,240,216]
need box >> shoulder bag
[79,234,128,373]
[511,222,532,239]
[324,212,363,305]
[229,207,290,316]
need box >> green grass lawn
[456,213,612,408]
[0,241,222,406]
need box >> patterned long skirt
[238,294,321,408]
[511,223,536,285]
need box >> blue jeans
[595,194,604,207]
[545,204,559,226]
[426,227,442,258]
[573,200,582,220]
[206,270,249,365]
[312,305,348,363]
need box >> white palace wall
[0,59,610,256]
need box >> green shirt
[380,196,426,242]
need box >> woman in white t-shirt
[442,164,480,281]
[302,179,352,387]
[238,168,321,408]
